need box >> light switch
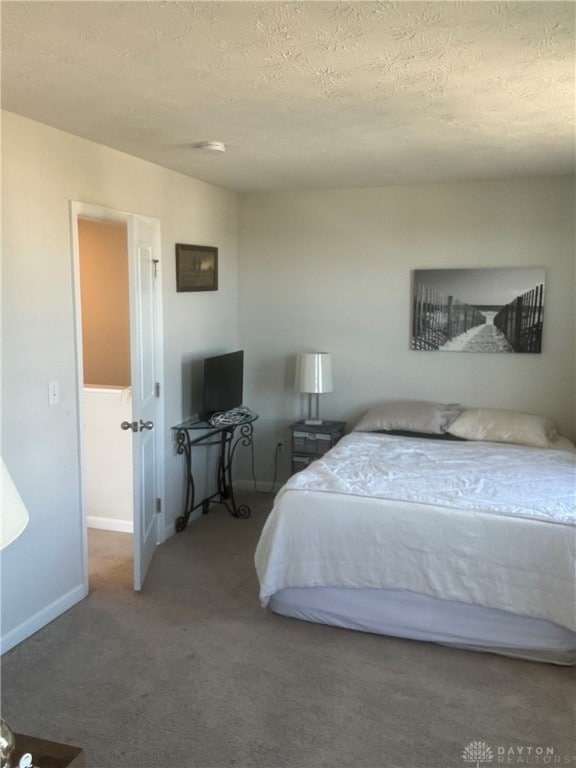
[48,380,60,406]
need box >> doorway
[71,202,165,592]
[78,217,134,535]
[78,218,134,590]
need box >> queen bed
[255,402,576,664]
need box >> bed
[255,403,576,665]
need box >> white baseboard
[87,516,133,533]
[0,583,88,655]
[234,478,284,494]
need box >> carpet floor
[2,491,575,768]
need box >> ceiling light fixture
[196,141,226,153]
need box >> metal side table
[172,412,258,532]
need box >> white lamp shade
[1,459,30,550]
[297,353,333,394]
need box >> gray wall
[238,178,575,485]
[2,109,574,653]
[1,111,240,650]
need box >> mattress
[255,432,576,650]
[270,587,576,665]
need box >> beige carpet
[2,492,575,768]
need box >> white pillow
[447,408,558,448]
[354,400,463,435]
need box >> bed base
[269,587,576,666]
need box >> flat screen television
[202,350,244,419]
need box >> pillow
[447,409,558,448]
[354,400,463,435]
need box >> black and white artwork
[411,268,545,353]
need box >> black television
[202,350,244,419]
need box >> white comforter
[255,433,576,631]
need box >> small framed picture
[175,243,218,292]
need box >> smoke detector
[196,141,226,153]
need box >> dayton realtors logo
[462,742,576,766]
[462,742,494,768]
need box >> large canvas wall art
[411,268,545,353]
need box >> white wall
[83,387,133,533]
[1,111,239,651]
[239,178,576,485]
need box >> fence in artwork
[411,284,486,350]
[493,283,544,353]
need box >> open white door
[71,201,164,595]
[127,214,163,590]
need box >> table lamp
[1,458,30,768]
[296,352,333,425]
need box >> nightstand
[290,420,346,473]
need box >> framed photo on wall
[411,267,545,353]
[175,243,218,292]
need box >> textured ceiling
[2,1,574,192]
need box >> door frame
[70,201,165,593]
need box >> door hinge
[156,498,162,514]
[155,382,160,397]
[152,259,160,278]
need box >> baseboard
[0,583,88,655]
[233,478,284,495]
[87,516,133,533]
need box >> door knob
[121,421,138,432]
[139,420,154,431]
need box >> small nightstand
[290,420,346,474]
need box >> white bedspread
[255,433,576,631]
[287,432,576,525]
